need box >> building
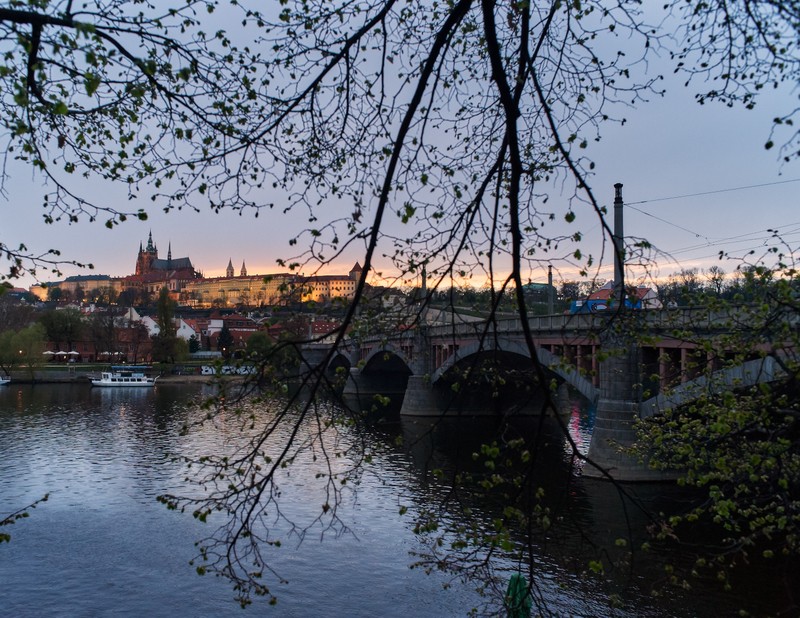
[123,232,200,298]
[180,269,296,308]
[180,261,366,308]
[571,281,662,313]
[295,262,364,303]
[29,274,122,302]
[138,315,200,342]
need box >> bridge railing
[347,306,795,353]
[425,312,602,339]
[421,305,793,340]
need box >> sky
[585,82,799,285]
[2,6,797,292]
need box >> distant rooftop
[63,274,112,282]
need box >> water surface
[0,384,791,616]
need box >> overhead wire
[610,178,800,260]
[568,177,798,278]
[669,231,800,258]
[627,204,708,239]
[667,223,800,255]
[623,177,800,207]
[597,178,799,241]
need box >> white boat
[91,366,157,387]
[0,377,9,386]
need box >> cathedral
[135,231,196,277]
[126,232,200,296]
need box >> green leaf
[84,73,101,97]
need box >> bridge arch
[327,351,352,376]
[431,337,598,404]
[342,343,413,410]
[361,344,413,374]
[432,337,528,382]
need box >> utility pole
[613,183,625,307]
[547,264,554,314]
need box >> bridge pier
[584,343,674,481]
[398,375,441,416]
[341,367,409,414]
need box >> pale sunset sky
[2,7,797,292]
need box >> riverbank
[2,370,219,385]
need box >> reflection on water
[0,384,793,616]
[0,384,486,617]
[568,398,594,459]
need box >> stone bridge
[302,307,788,480]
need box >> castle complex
[30,234,365,307]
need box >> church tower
[135,231,159,276]
[240,261,247,277]
[226,258,234,278]
[349,262,363,281]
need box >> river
[0,383,791,616]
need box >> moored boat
[91,366,157,387]
[0,377,9,386]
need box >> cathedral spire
[226,258,234,279]
[167,242,172,268]
[146,230,155,252]
[240,260,247,277]
[136,240,144,275]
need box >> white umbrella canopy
[55,351,67,356]
[68,351,79,356]
[42,351,55,355]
